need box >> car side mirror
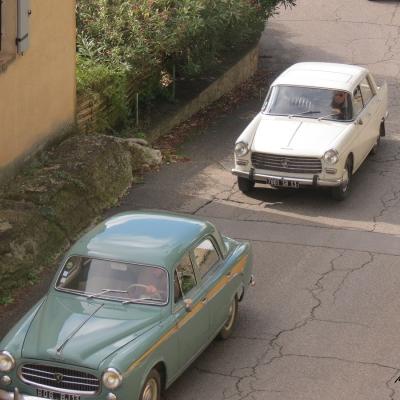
[183,298,193,312]
[357,118,364,125]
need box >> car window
[193,238,219,278]
[175,253,197,302]
[353,86,364,116]
[360,77,374,105]
[56,256,168,304]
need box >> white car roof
[272,62,368,92]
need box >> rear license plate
[37,389,80,400]
[265,178,299,188]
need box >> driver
[331,91,350,120]
[132,267,167,299]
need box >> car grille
[251,152,322,174]
[20,364,100,394]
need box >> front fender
[0,298,47,357]
[99,315,178,399]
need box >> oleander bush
[76,0,296,132]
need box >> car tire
[380,120,386,137]
[331,158,352,201]
[140,369,161,400]
[237,177,254,193]
[218,296,238,340]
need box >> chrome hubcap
[142,378,157,400]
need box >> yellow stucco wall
[0,0,76,178]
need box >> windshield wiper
[317,112,343,121]
[87,288,128,299]
[122,297,164,304]
[288,110,321,118]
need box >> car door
[351,85,374,168]
[191,237,235,338]
[360,75,381,148]
[173,252,210,371]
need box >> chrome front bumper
[0,388,40,400]
[232,169,343,187]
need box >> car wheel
[237,177,254,193]
[140,369,161,400]
[331,158,352,201]
[218,297,238,340]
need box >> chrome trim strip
[232,169,342,187]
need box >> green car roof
[66,211,223,270]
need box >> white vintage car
[232,62,388,200]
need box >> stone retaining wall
[77,45,259,139]
[147,45,259,142]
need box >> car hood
[21,293,161,369]
[251,116,348,156]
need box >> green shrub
[76,0,296,133]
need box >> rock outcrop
[0,134,161,303]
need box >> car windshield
[56,256,168,304]
[262,85,353,121]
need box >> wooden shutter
[17,0,30,54]
[0,0,3,52]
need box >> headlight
[0,352,15,372]
[234,142,249,157]
[323,149,339,165]
[102,368,123,390]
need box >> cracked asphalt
[1,1,399,399]
[109,1,400,399]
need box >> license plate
[37,389,80,400]
[265,178,299,188]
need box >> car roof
[66,211,224,271]
[272,62,368,92]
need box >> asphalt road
[111,1,400,399]
[3,1,400,399]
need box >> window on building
[0,0,30,68]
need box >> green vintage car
[0,211,254,400]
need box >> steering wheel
[127,284,162,300]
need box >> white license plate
[265,178,299,188]
[37,389,80,400]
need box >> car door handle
[226,271,232,277]
[201,297,207,304]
